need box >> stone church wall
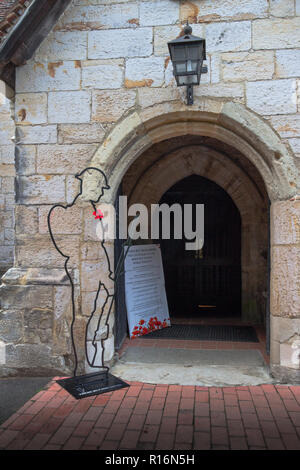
[0,0,299,380]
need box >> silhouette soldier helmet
[75,167,110,202]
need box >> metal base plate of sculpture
[56,371,129,400]
[48,167,134,399]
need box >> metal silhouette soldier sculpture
[48,167,130,399]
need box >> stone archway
[86,97,300,382]
[89,98,298,203]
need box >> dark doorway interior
[159,175,241,318]
[114,183,128,350]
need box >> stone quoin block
[1,176,14,193]
[36,144,97,174]
[194,82,244,100]
[17,125,57,145]
[205,21,251,53]
[48,91,91,124]
[271,200,300,246]
[15,145,36,176]
[54,285,73,320]
[81,259,114,293]
[5,343,66,372]
[140,0,179,26]
[0,164,15,177]
[35,31,88,61]
[81,59,124,89]
[92,89,136,122]
[0,145,15,164]
[23,308,53,345]
[253,18,300,50]
[15,205,38,235]
[0,284,53,310]
[81,291,98,317]
[138,87,179,108]
[268,115,300,138]
[39,205,83,235]
[269,0,295,17]
[125,56,165,88]
[0,117,15,142]
[0,246,13,265]
[271,316,300,345]
[288,138,300,154]
[222,51,274,82]
[58,123,111,144]
[81,242,102,261]
[0,310,23,343]
[15,235,80,268]
[88,28,153,60]
[15,93,47,125]
[246,79,297,115]
[4,229,14,242]
[81,261,105,292]
[16,60,81,93]
[0,210,14,229]
[180,0,268,22]
[276,50,300,78]
[271,245,300,318]
[56,3,139,30]
[17,175,66,204]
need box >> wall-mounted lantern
[168,23,207,105]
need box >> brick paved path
[1,379,300,450]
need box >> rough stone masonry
[0,0,299,382]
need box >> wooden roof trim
[0,0,72,88]
[0,1,31,42]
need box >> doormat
[140,324,259,342]
[56,371,129,400]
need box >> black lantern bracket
[168,22,207,105]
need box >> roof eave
[0,0,72,89]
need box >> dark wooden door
[159,175,241,318]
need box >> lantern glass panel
[172,45,186,60]
[187,59,198,72]
[175,62,187,74]
[189,44,202,60]
[178,74,198,86]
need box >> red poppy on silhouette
[93,209,104,219]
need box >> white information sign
[124,244,170,339]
